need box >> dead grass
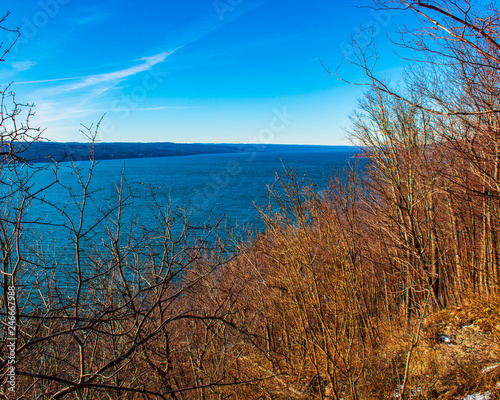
[373,295,500,399]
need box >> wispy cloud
[132,106,199,111]
[63,51,174,92]
[15,0,267,90]
[15,75,87,85]
[14,51,174,90]
[172,0,270,51]
[11,61,36,71]
[12,1,271,141]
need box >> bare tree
[0,10,19,62]
[0,13,248,398]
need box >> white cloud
[14,51,174,90]
[63,51,174,92]
[9,0,272,141]
[15,76,87,85]
[11,61,36,71]
[131,106,198,111]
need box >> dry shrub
[388,294,500,399]
[204,171,387,400]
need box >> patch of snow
[463,391,491,400]
[392,385,422,399]
[481,363,500,374]
[439,333,453,344]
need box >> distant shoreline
[16,142,357,163]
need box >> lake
[27,147,358,235]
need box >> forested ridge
[1,1,500,399]
[15,142,353,163]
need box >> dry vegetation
[1,1,500,399]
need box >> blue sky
[2,0,409,144]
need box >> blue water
[29,149,357,234]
